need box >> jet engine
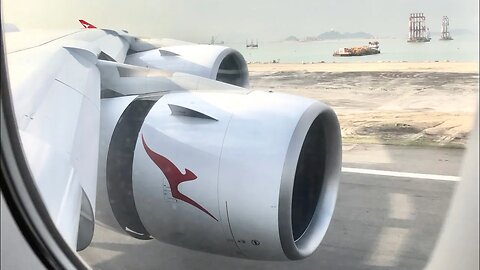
[100,89,341,260]
[125,45,249,87]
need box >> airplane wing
[6,27,108,250]
[6,20,342,260]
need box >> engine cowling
[101,90,341,260]
[125,45,249,87]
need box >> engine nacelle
[101,90,341,260]
[125,45,249,87]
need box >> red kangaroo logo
[79,19,97,29]
[141,135,218,221]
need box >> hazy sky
[3,0,479,42]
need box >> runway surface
[79,144,463,270]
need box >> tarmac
[79,144,463,270]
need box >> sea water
[226,35,479,63]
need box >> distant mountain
[284,35,300,42]
[450,29,475,36]
[3,23,19,32]
[301,31,375,41]
[317,31,374,40]
[431,29,474,37]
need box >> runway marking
[389,193,414,220]
[366,227,410,267]
[342,167,460,181]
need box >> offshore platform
[408,13,431,42]
[440,16,453,41]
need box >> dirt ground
[248,63,479,147]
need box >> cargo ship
[333,41,380,57]
[246,39,258,48]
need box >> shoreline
[248,65,479,148]
[248,62,480,74]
